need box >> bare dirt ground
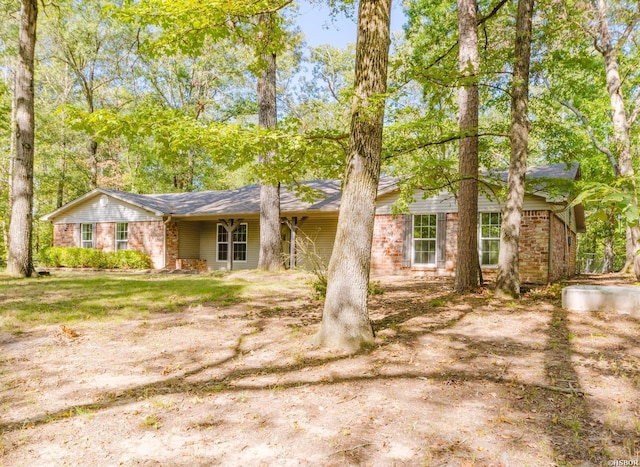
[1,272,639,466]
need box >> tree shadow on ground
[1,276,638,464]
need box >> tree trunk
[595,0,640,280]
[7,0,37,278]
[495,0,535,298]
[89,138,98,189]
[603,237,614,273]
[256,15,282,271]
[454,0,481,292]
[314,0,392,352]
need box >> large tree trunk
[7,0,37,278]
[595,0,640,279]
[314,0,392,352]
[454,0,481,292]
[257,13,282,271]
[495,0,535,298]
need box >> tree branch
[558,99,619,175]
[421,0,509,73]
[383,132,508,160]
[478,0,509,26]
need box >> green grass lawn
[0,272,248,332]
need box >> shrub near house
[39,247,152,269]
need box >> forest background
[0,0,638,274]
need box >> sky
[294,1,406,48]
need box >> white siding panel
[377,190,553,214]
[297,216,338,270]
[55,195,159,224]
[178,221,201,259]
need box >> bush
[39,247,152,270]
[112,250,153,269]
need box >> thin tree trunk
[454,0,481,292]
[314,0,392,352]
[89,138,98,189]
[7,0,37,277]
[495,0,535,298]
[595,0,640,280]
[603,238,614,273]
[256,15,282,271]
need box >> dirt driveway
[1,272,639,466]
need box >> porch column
[282,216,307,269]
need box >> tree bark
[454,0,481,292]
[595,0,640,280]
[257,12,282,271]
[314,0,392,352]
[89,138,98,189]
[7,0,37,277]
[495,0,535,298]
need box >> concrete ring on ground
[562,285,640,315]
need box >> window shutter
[437,212,447,268]
[401,214,412,268]
[76,224,81,247]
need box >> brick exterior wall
[96,223,115,251]
[549,213,576,282]
[518,210,550,284]
[129,221,166,269]
[371,210,577,284]
[176,259,207,272]
[52,220,167,269]
[53,224,77,247]
[445,213,458,273]
[164,221,179,270]
[370,214,404,274]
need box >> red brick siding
[176,259,207,272]
[129,221,166,269]
[164,221,179,269]
[371,210,577,284]
[370,214,404,274]
[52,220,167,269]
[445,212,458,272]
[549,214,576,281]
[96,223,115,251]
[53,224,77,247]
[518,210,550,284]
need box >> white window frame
[413,214,437,266]
[216,223,248,263]
[80,223,94,249]
[479,212,501,266]
[116,223,128,251]
[216,224,229,262]
[232,223,248,262]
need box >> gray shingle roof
[484,162,580,202]
[42,165,579,221]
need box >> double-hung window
[480,212,501,266]
[116,223,128,250]
[217,223,248,262]
[81,224,94,248]
[413,214,437,265]
[233,224,247,261]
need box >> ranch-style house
[42,163,585,284]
